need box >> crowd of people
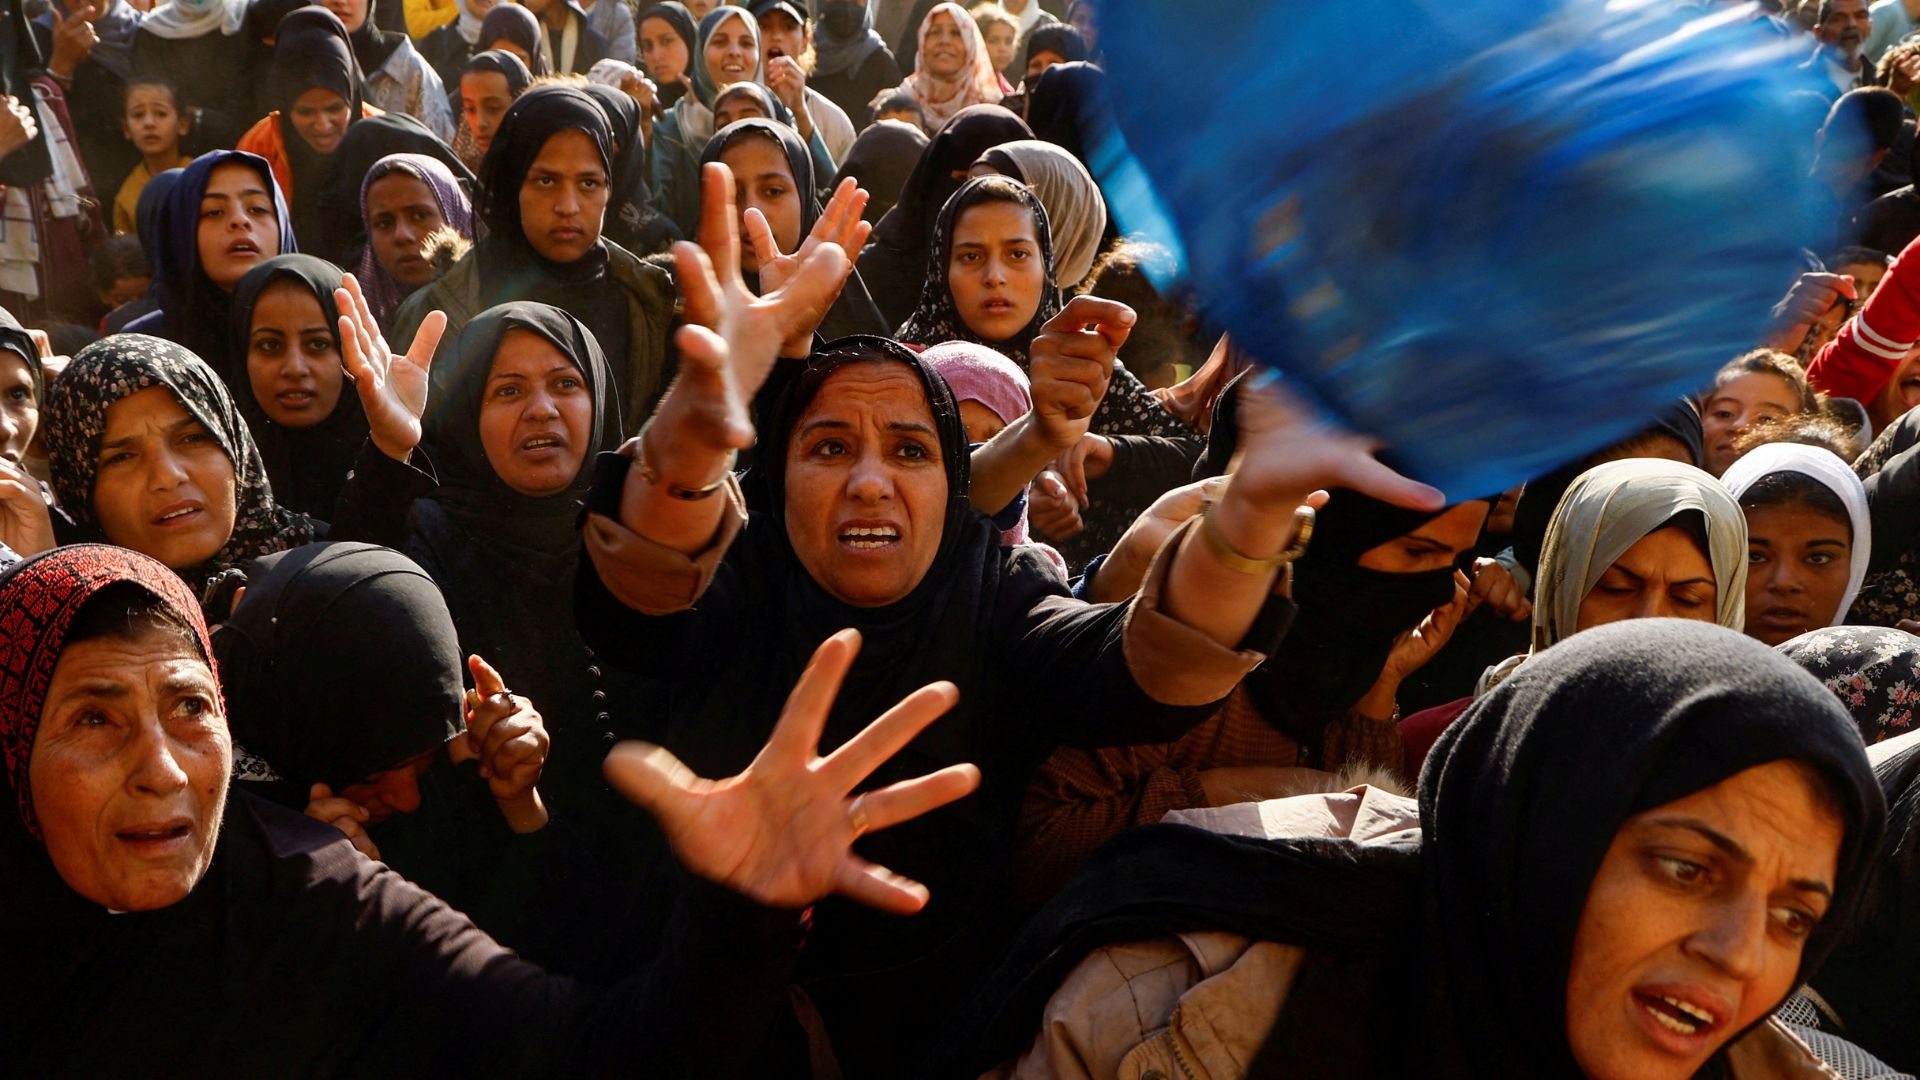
[7,0,1920,1075]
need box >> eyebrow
[201,188,270,204]
[100,415,202,451]
[1646,815,1834,898]
[487,365,579,381]
[797,419,940,439]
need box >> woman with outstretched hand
[573,159,1445,1075]
[0,543,977,1075]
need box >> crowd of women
[8,0,1920,1075]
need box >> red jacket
[1808,231,1920,402]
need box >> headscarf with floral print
[42,335,320,596]
[1779,625,1920,745]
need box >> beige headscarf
[981,139,1107,289]
[1479,458,1749,692]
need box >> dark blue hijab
[130,151,297,374]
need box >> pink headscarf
[898,2,1003,128]
[923,341,1042,547]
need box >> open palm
[603,629,980,914]
[335,272,445,462]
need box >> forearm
[970,413,1065,516]
[616,406,737,554]
[1161,486,1305,649]
[1810,232,1920,401]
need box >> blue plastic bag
[1099,0,1832,497]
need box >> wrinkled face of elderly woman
[1564,760,1843,1080]
[784,361,949,607]
[30,597,231,911]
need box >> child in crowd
[112,77,193,235]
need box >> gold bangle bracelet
[1198,501,1315,575]
[633,419,737,501]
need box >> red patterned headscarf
[0,545,216,840]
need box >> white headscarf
[1721,442,1872,624]
[456,0,487,44]
[141,0,244,40]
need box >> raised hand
[1228,372,1443,515]
[306,782,382,860]
[1028,296,1131,451]
[335,272,445,462]
[1048,433,1113,509]
[671,161,850,451]
[0,96,38,160]
[765,55,813,137]
[603,629,981,914]
[1027,472,1084,541]
[745,175,870,356]
[48,2,101,79]
[0,457,55,558]
[462,656,551,832]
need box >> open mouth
[276,389,317,409]
[839,524,901,551]
[228,239,259,257]
[152,503,203,527]
[116,820,192,850]
[1630,985,1726,1051]
[519,433,568,457]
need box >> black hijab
[314,112,474,265]
[270,8,366,249]
[345,0,405,77]
[225,254,370,519]
[477,4,549,75]
[637,1,696,109]
[408,301,621,803]
[936,619,1886,1079]
[1810,737,1920,1071]
[1024,59,1105,169]
[700,119,887,340]
[897,174,1062,366]
[579,80,682,255]
[1021,24,1086,71]
[866,103,1030,267]
[468,86,630,401]
[463,45,533,94]
[215,541,461,793]
[837,117,927,225]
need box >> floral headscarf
[1780,625,1920,745]
[897,175,1060,366]
[42,335,319,593]
[888,2,1003,128]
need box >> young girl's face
[123,84,189,160]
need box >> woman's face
[713,90,771,128]
[487,37,534,68]
[337,747,436,825]
[1702,373,1801,477]
[979,20,1015,71]
[518,129,608,264]
[720,133,800,275]
[1575,526,1717,633]
[1356,501,1490,573]
[197,162,280,292]
[461,70,515,158]
[1565,760,1843,1080]
[783,363,949,607]
[704,13,757,88]
[1743,501,1852,646]
[365,172,448,289]
[246,279,345,429]
[289,87,352,156]
[464,0,496,18]
[922,11,966,79]
[478,327,594,497]
[921,11,967,78]
[1025,48,1066,78]
[639,16,690,84]
[31,623,230,912]
[949,199,1046,343]
[685,0,716,16]
[92,386,239,570]
[0,347,38,464]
